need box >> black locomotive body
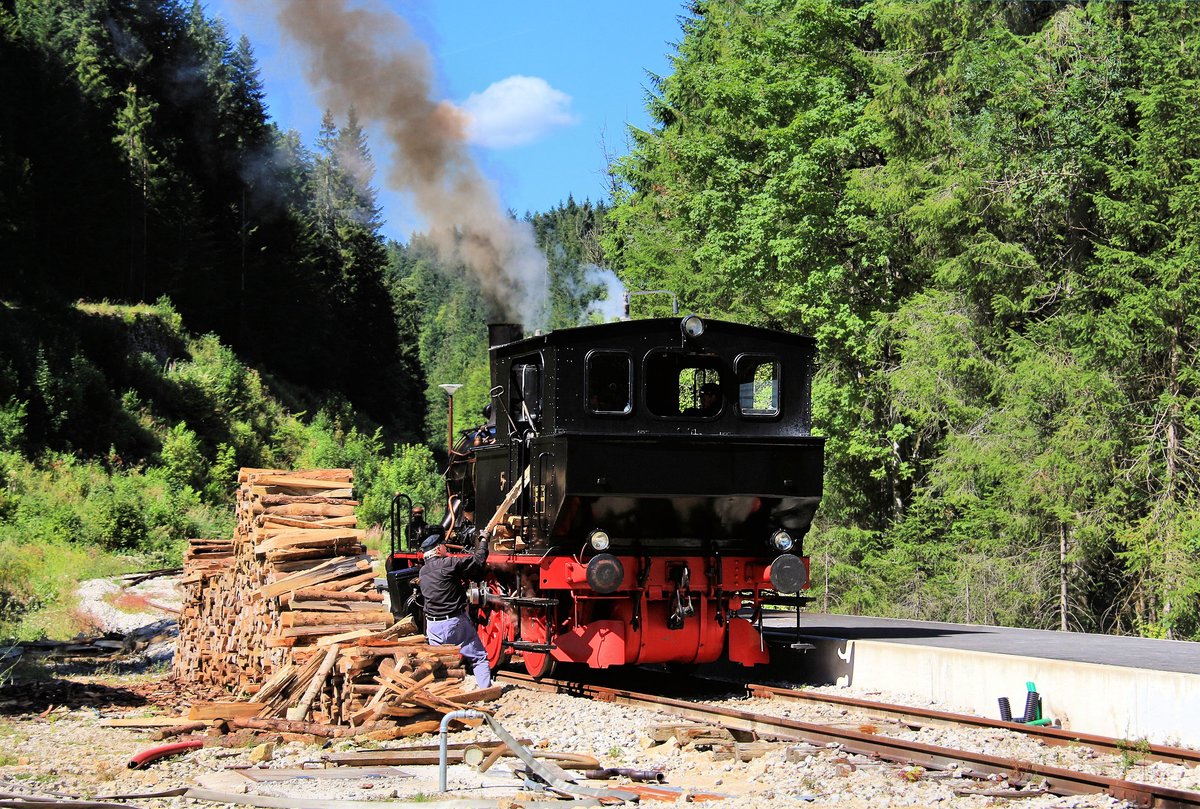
[387,316,824,677]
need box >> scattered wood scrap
[649,722,771,761]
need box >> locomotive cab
[388,316,824,678]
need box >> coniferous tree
[528,197,610,329]
[605,0,1200,637]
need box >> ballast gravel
[0,577,1195,807]
[1,681,1185,808]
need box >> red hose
[128,739,204,769]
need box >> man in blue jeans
[418,528,492,689]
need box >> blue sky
[206,0,687,243]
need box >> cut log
[286,644,340,722]
[281,610,393,627]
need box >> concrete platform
[762,613,1200,747]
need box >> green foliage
[360,444,443,533]
[606,0,1200,637]
[0,539,46,624]
[160,422,205,491]
[0,452,205,639]
[206,442,239,502]
[0,398,25,452]
[0,297,431,640]
[607,0,876,333]
[528,198,613,329]
[0,0,422,442]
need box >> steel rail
[499,672,1200,809]
[747,682,1200,769]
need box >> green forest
[2,0,1198,642]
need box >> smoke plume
[266,0,546,324]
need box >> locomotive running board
[495,595,560,609]
[504,640,555,653]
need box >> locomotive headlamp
[770,529,795,553]
[586,553,625,594]
[680,314,706,340]
[769,554,808,594]
[589,529,611,551]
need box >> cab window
[737,355,780,417]
[645,351,725,418]
[587,351,631,415]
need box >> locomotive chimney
[488,323,524,348]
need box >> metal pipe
[438,383,463,455]
[581,768,666,783]
[439,710,485,792]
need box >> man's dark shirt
[418,539,488,617]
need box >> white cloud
[459,75,579,149]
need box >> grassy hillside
[0,298,441,642]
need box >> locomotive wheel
[478,605,514,671]
[520,607,557,680]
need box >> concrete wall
[787,636,1200,747]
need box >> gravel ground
[0,684,1169,808]
[0,578,1195,807]
[74,576,185,636]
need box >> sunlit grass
[0,538,139,642]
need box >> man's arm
[453,531,490,578]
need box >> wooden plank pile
[175,468,372,687]
[174,467,493,739]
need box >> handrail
[389,492,412,554]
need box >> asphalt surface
[762,612,1200,676]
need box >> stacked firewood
[175,468,376,688]
[175,467,494,738]
[180,537,234,579]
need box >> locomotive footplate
[755,594,818,652]
[757,594,816,607]
[504,639,555,653]
[493,595,560,609]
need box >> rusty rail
[747,682,1200,769]
[500,671,1200,809]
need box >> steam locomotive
[385,315,824,677]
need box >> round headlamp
[770,529,795,553]
[586,553,625,594]
[589,529,611,552]
[769,554,808,593]
[681,314,706,340]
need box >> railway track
[747,682,1200,769]
[499,670,1200,808]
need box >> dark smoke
[266,0,546,324]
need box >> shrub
[0,397,26,452]
[159,421,204,491]
[358,443,443,530]
[0,542,43,625]
[205,442,239,502]
[82,476,149,551]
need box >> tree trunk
[1059,523,1068,632]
